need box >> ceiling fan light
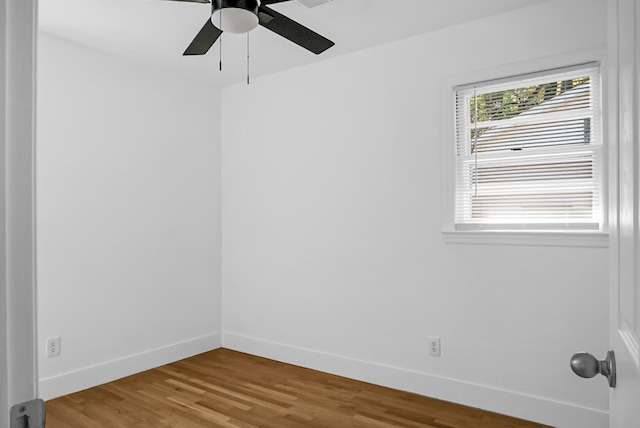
[211,8,259,34]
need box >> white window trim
[443,230,609,248]
[441,49,609,248]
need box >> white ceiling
[39,0,550,86]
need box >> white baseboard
[39,333,222,401]
[222,333,608,428]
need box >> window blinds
[454,63,602,230]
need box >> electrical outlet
[428,336,441,357]
[47,337,61,358]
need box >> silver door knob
[570,350,616,388]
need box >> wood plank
[46,349,550,427]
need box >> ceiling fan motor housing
[211,0,260,33]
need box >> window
[453,63,602,232]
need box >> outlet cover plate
[47,337,61,358]
[428,336,441,357]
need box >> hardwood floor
[46,349,550,428]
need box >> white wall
[37,34,221,399]
[221,1,609,427]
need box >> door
[0,0,38,427]
[608,0,640,426]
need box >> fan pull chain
[219,35,223,71]
[219,9,223,71]
[247,32,250,85]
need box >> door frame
[0,0,38,426]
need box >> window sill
[442,230,609,248]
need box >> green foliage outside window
[470,78,589,124]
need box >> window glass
[454,64,602,231]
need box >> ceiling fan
[170,0,335,56]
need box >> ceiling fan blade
[183,19,222,55]
[258,5,334,55]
